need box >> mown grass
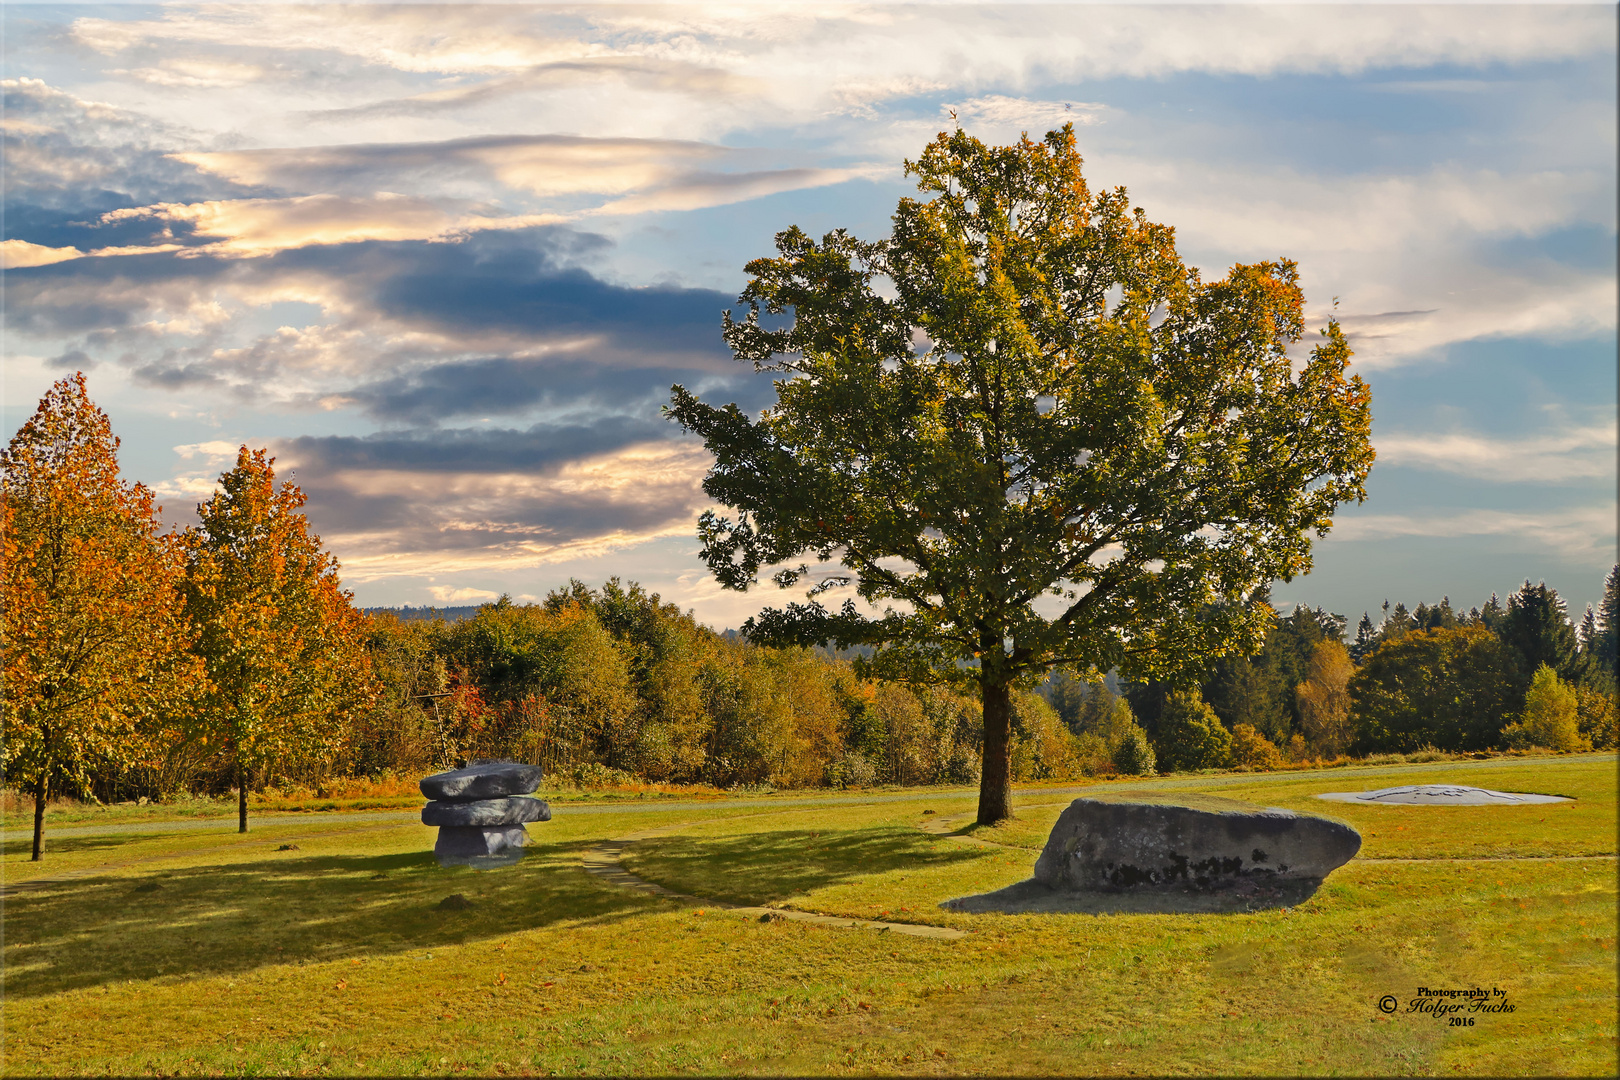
[2,756,1614,1076]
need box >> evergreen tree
[1593,565,1620,681]
[1152,690,1233,772]
[1384,602,1415,643]
[1502,581,1580,683]
[1350,612,1378,663]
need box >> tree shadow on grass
[625,825,985,907]
[1,839,657,999]
[1,834,148,859]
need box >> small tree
[670,125,1374,823]
[1295,639,1354,756]
[183,448,371,831]
[1501,664,1582,752]
[1,374,200,859]
[1153,690,1233,772]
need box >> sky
[3,2,1616,633]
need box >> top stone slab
[1315,784,1569,805]
[420,761,543,802]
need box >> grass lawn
[3,755,1614,1076]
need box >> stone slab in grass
[1315,784,1571,806]
[944,793,1360,915]
[422,796,552,827]
[419,761,543,802]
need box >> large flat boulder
[420,761,543,802]
[1032,796,1360,893]
[422,796,551,827]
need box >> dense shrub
[1350,626,1519,751]
[1229,723,1283,771]
[1153,691,1233,772]
[1502,665,1583,752]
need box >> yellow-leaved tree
[1295,639,1355,756]
[1,374,201,860]
[183,447,373,832]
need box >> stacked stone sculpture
[420,761,551,868]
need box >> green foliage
[1502,664,1583,752]
[1153,690,1233,772]
[1109,723,1157,776]
[1503,581,1581,684]
[1349,625,1519,751]
[670,124,1373,822]
[1575,683,1617,751]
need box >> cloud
[0,78,227,210]
[306,56,756,120]
[1375,420,1618,483]
[1,239,85,268]
[71,7,604,75]
[174,133,732,198]
[173,439,242,464]
[276,434,716,582]
[101,194,485,257]
[1326,504,1617,564]
[113,58,267,89]
[1100,157,1617,365]
[427,585,501,604]
[944,96,1106,130]
[1,227,744,407]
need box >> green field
[3,755,1614,1076]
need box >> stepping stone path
[421,761,551,868]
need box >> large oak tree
[670,126,1374,823]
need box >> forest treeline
[5,376,1618,858]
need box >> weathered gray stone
[422,796,551,827]
[420,761,543,802]
[1032,797,1361,893]
[433,824,529,868]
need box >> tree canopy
[1,374,200,859]
[670,125,1375,822]
[182,447,372,832]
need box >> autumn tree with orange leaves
[182,447,373,832]
[1,374,202,860]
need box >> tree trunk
[31,775,48,861]
[978,677,1014,825]
[238,761,249,834]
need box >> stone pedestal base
[434,824,529,869]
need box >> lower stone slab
[434,824,529,869]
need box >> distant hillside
[363,605,481,623]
